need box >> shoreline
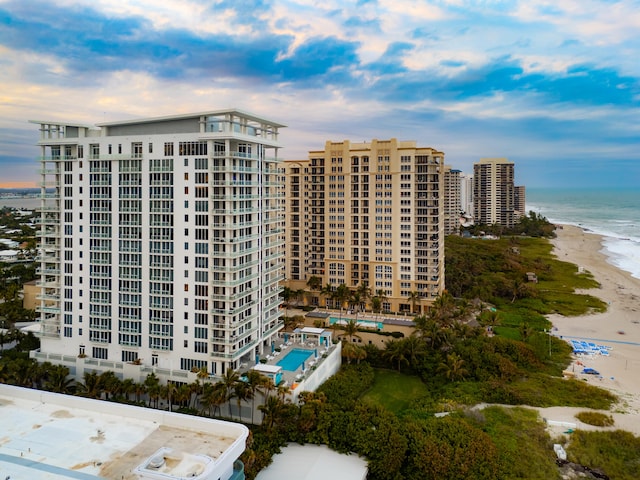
[544,224,640,437]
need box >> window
[92,347,108,359]
[122,350,138,362]
[179,141,207,156]
[164,142,174,156]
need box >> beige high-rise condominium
[443,165,462,236]
[282,139,445,315]
[473,157,515,228]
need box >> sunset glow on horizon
[0,181,38,189]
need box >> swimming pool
[329,317,383,330]
[276,348,314,371]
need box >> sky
[0,0,639,189]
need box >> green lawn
[361,368,430,414]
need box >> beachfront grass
[474,406,559,480]
[575,411,615,427]
[361,368,430,414]
[567,430,640,480]
[446,236,608,327]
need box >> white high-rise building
[30,110,286,381]
[460,173,474,217]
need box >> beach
[541,224,640,437]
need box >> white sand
[540,224,640,437]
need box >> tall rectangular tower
[514,185,526,218]
[473,158,515,228]
[443,166,462,236]
[31,110,285,381]
[283,139,445,315]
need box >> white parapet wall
[290,341,342,402]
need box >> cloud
[0,0,638,188]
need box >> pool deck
[248,339,337,388]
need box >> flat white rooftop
[256,444,367,480]
[0,384,248,479]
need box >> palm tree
[196,366,209,395]
[355,282,371,313]
[144,373,161,408]
[374,289,388,314]
[76,371,102,399]
[121,378,136,402]
[334,283,351,320]
[402,335,426,367]
[519,322,532,342]
[262,376,276,400]
[349,289,362,316]
[281,287,294,317]
[44,364,74,394]
[220,368,240,419]
[133,381,147,404]
[320,283,334,309]
[429,291,458,327]
[342,342,366,365]
[234,381,251,421]
[258,395,285,431]
[407,291,422,315]
[276,383,291,401]
[175,383,192,409]
[245,370,267,424]
[306,275,323,306]
[163,381,178,412]
[339,318,360,343]
[200,382,226,417]
[371,296,382,314]
[438,353,468,381]
[383,339,409,372]
[100,371,121,400]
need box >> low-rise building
[0,383,249,480]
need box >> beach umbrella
[302,361,305,372]
[314,348,318,358]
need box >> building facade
[514,185,526,218]
[460,173,474,217]
[31,110,285,381]
[443,166,462,235]
[473,157,515,228]
[283,139,445,315]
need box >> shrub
[575,411,615,427]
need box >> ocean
[526,188,640,279]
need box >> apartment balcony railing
[37,156,77,162]
[210,259,259,273]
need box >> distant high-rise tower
[514,185,526,218]
[31,110,286,382]
[283,139,445,315]
[473,158,515,228]
[460,173,474,218]
[443,166,462,235]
